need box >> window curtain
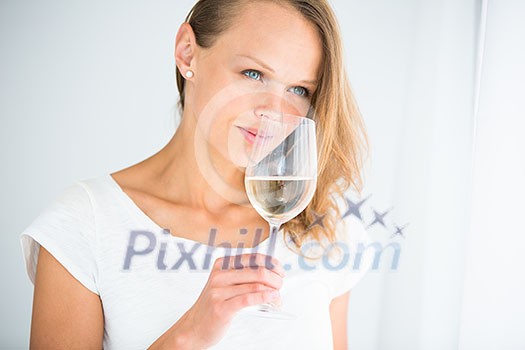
[342,0,525,349]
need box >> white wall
[332,0,477,348]
[1,1,195,347]
[3,0,522,349]
[458,0,525,348]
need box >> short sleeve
[327,215,375,299]
[20,182,99,294]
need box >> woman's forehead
[223,2,320,44]
[211,2,323,81]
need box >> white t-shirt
[20,174,374,349]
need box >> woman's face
[184,1,323,168]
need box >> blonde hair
[176,0,369,253]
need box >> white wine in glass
[245,176,316,223]
[244,115,317,319]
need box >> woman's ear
[175,23,197,77]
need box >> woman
[21,0,372,348]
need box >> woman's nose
[254,93,284,121]
[254,108,282,121]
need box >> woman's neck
[146,117,251,214]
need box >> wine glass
[243,114,318,319]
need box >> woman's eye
[243,70,262,81]
[290,86,309,97]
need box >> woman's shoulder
[67,173,136,215]
[19,175,116,294]
[21,173,124,243]
[76,173,120,200]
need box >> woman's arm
[30,246,104,349]
[330,291,350,350]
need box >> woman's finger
[217,282,277,301]
[211,265,284,290]
[213,253,285,277]
[224,289,281,313]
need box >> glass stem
[266,222,281,269]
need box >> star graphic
[366,207,392,229]
[306,211,327,231]
[390,223,408,239]
[342,195,371,221]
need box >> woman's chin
[226,139,252,168]
[230,153,250,168]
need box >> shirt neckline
[104,173,277,251]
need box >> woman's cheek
[227,123,251,167]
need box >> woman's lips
[238,126,256,144]
[237,126,272,144]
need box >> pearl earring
[185,70,194,79]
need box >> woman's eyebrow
[235,54,317,86]
[236,54,275,73]
[299,78,318,87]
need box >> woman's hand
[148,253,285,349]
